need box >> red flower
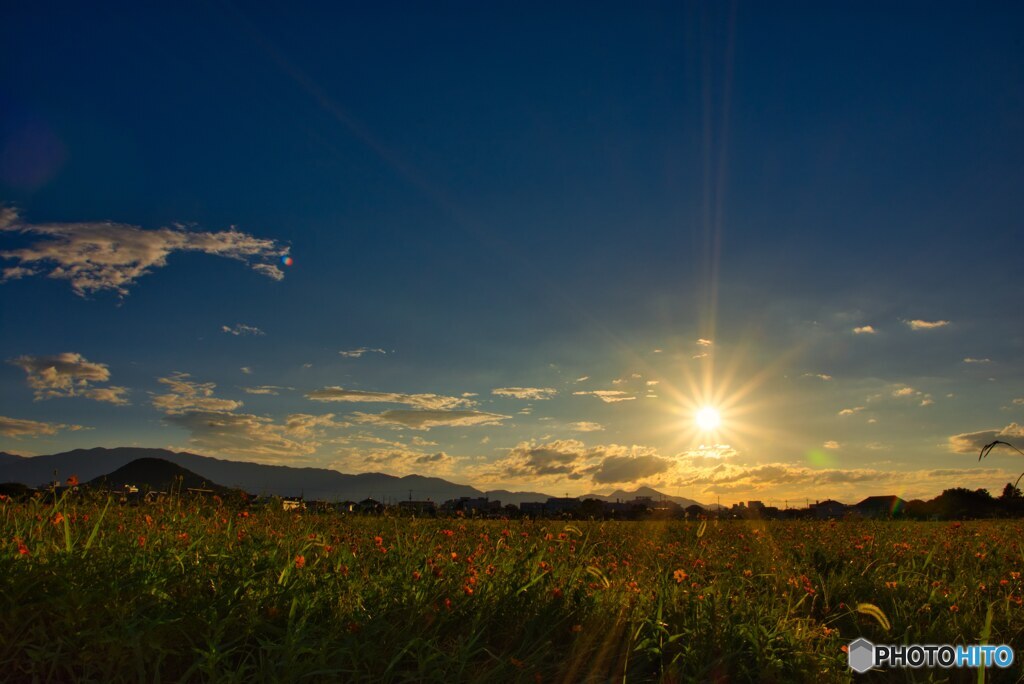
[294,555,306,569]
[66,475,79,487]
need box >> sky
[1,1,1023,505]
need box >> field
[2,495,1023,683]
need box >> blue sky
[1,1,1022,504]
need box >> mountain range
[0,447,707,507]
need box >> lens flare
[281,256,294,267]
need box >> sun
[695,406,721,431]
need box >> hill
[86,458,229,493]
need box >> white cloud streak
[0,207,289,296]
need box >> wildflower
[885,581,897,589]
[463,585,474,596]
[552,588,564,599]
[511,657,525,669]
[295,555,306,569]
[412,571,422,581]
[570,624,583,633]
[66,475,79,487]
[673,569,688,583]
[53,512,64,526]
[949,605,959,613]
[743,569,753,578]
[444,598,452,611]
[137,536,147,547]
[17,541,29,556]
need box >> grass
[2,494,1023,682]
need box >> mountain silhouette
[86,457,229,493]
[0,446,709,507]
[0,452,24,467]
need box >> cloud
[802,373,833,381]
[353,409,509,430]
[306,387,472,410]
[852,325,876,335]
[0,415,84,438]
[152,373,243,414]
[905,319,950,331]
[240,366,253,375]
[573,390,636,403]
[9,352,129,404]
[948,423,1024,454]
[221,323,265,336]
[242,385,290,395]
[0,207,288,297]
[575,376,590,383]
[490,439,669,484]
[333,446,457,477]
[963,358,991,364]
[838,406,865,416]
[164,410,336,461]
[823,440,840,450]
[591,453,672,484]
[892,386,917,397]
[492,387,558,400]
[1013,398,1024,406]
[567,421,604,432]
[696,338,713,347]
[339,347,387,358]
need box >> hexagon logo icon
[848,638,875,674]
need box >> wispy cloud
[905,319,950,331]
[696,338,713,347]
[0,415,85,438]
[242,385,291,395]
[567,421,604,432]
[492,387,557,400]
[353,409,508,430]
[306,387,472,410]
[0,207,288,296]
[152,373,243,414]
[221,323,265,336]
[838,406,865,416]
[963,357,991,364]
[802,373,833,381]
[9,352,129,404]
[823,440,840,450]
[339,347,387,358]
[573,390,635,403]
[852,325,876,335]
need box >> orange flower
[53,512,65,526]
[673,569,688,584]
[294,555,306,569]
[949,605,959,613]
[66,475,79,487]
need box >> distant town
[2,454,1022,521]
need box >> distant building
[809,499,848,519]
[442,497,501,515]
[854,495,907,518]
[545,497,581,515]
[398,500,436,516]
[519,501,545,516]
